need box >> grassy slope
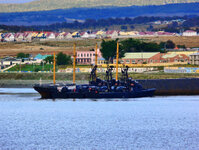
[0,0,199,12]
[1,37,199,57]
[8,64,54,72]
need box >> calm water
[0,88,199,150]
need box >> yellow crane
[95,43,98,80]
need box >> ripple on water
[0,88,199,149]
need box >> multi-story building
[115,52,190,64]
[190,53,199,65]
[76,49,103,65]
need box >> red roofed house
[4,33,14,42]
[106,30,119,38]
[45,32,55,40]
[55,33,60,39]
[14,33,24,42]
[139,31,155,36]
[156,31,176,36]
[23,32,33,42]
[80,32,90,38]
[117,52,189,64]
[63,32,72,39]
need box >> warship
[34,42,156,99]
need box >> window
[132,60,135,64]
[87,54,89,57]
[81,54,83,57]
[126,60,130,63]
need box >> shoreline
[0,80,88,88]
[1,78,199,96]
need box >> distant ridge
[0,0,199,12]
[0,3,199,26]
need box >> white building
[23,32,33,42]
[46,32,56,40]
[182,30,197,36]
[63,32,72,39]
[106,30,119,38]
[80,32,90,38]
[14,33,24,42]
[190,53,199,65]
[4,33,15,42]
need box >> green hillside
[0,0,199,12]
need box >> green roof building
[34,54,51,60]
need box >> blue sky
[0,0,35,3]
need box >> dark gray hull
[34,84,155,99]
[138,78,199,95]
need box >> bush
[34,68,40,72]
[56,52,72,66]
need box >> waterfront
[0,88,199,150]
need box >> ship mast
[95,43,98,80]
[73,43,76,84]
[116,42,119,81]
[53,52,56,85]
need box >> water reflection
[0,88,199,149]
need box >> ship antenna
[53,52,56,85]
[116,41,119,81]
[73,43,76,84]
[95,43,98,81]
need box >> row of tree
[0,16,190,32]
[100,38,181,63]
[100,38,163,63]
[17,52,72,65]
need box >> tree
[177,45,186,49]
[25,53,30,58]
[165,40,175,49]
[56,52,72,65]
[120,38,142,52]
[17,53,26,58]
[17,53,30,58]
[120,38,161,53]
[159,42,166,49]
[44,56,53,64]
[100,39,125,63]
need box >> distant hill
[0,3,199,26]
[0,0,199,12]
